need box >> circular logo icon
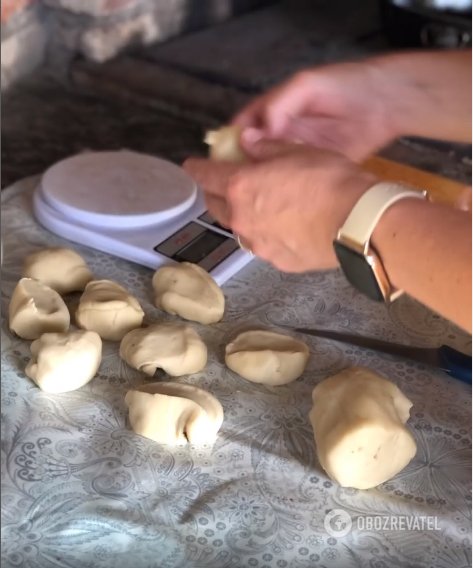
[324,509,352,537]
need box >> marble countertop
[1,74,208,190]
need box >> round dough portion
[139,382,224,432]
[204,125,248,163]
[76,280,144,341]
[26,330,102,393]
[152,262,225,325]
[120,322,207,376]
[9,278,70,340]
[310,367,417,490]
[225,330,309,386]
[23,248,94,295]
[125,383,223,445]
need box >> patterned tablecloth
[1,177,472,568]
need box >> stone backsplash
[1,0,274,90]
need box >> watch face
[333,241,385,302]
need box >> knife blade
[287,327,472,384]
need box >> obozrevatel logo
[324,509,353,537]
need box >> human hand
[184,141,376,273]
[232,61,398,163]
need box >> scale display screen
[154,221,238,272]
[176,231,226,263]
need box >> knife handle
[439,345,472,385]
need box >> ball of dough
[139,382,224,431]
[120,322,207,377]
[309,367,417,490]
[204,125,248,163]
[76,280,144,341]
[26,330,102,393]
[152,262,225,325]
[9,278,70,340]
[225,330,310,386]
[23,248,94,295]
[125,382,223,445]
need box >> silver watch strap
[338,183,427,246]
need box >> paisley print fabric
[1,177,471,568]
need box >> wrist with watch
[333,182,428,303]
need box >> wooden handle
[363,156,469,206]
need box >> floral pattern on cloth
[1,177,471,568]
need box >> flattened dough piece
[9,278,70,340]
[26,330,102,393]
[152,262,225,324]
[76,280,144,341]
[120,322,207,376]
[310,367,417,490]
[23,248,94,295]
[204,125,248,163]
[225,330,309,386]
[125,383,223,445]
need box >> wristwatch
[333,182,427,303]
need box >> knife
[286,327,472,385]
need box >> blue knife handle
[439,345,472,385]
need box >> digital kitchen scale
[33,150,253,285]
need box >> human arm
[372,197,471,332]
[372,49,472,144]
[184,141,472,333]
[233,50,472,162]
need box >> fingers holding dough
[204,125,248,163]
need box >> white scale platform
[33,150,253,286]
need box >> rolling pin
[363,156,470,207]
